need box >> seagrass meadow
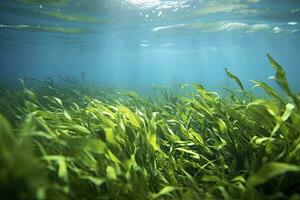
[0,54,299,200]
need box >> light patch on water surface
[272,26,282,34]
[36,11,103,24]
[125,0,160,8]
[0,23,85,34]
[219,22,249,31]
[288,22,298,25]
[152,22,250,32]
[161,43,174,47]
[193,3,260,16]
[291,8,300,13]
[155,1,188,10]
[152,21,299,34]
[140,43,149,47]
[247,24,270,32]
[124,0,189,10]
[196,45,219,52]
[194,4,246,15]
[0,24,8,28]
[247,0,261,2]
[191,0,263,17]
[140,40,149,47]
[152,24,186,32]
[158,10,163,17]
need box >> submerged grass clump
[0,55,300,200]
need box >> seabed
[0,55,300,199]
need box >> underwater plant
[0,54,300,200]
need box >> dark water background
[0,0,299,93]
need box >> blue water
[0,0,300,93]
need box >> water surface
[0,0,299,92]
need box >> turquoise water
[0,0,299,92]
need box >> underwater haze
[0,0,300,92]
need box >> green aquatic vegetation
[0,54,300,199]
[225,67,244,91]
